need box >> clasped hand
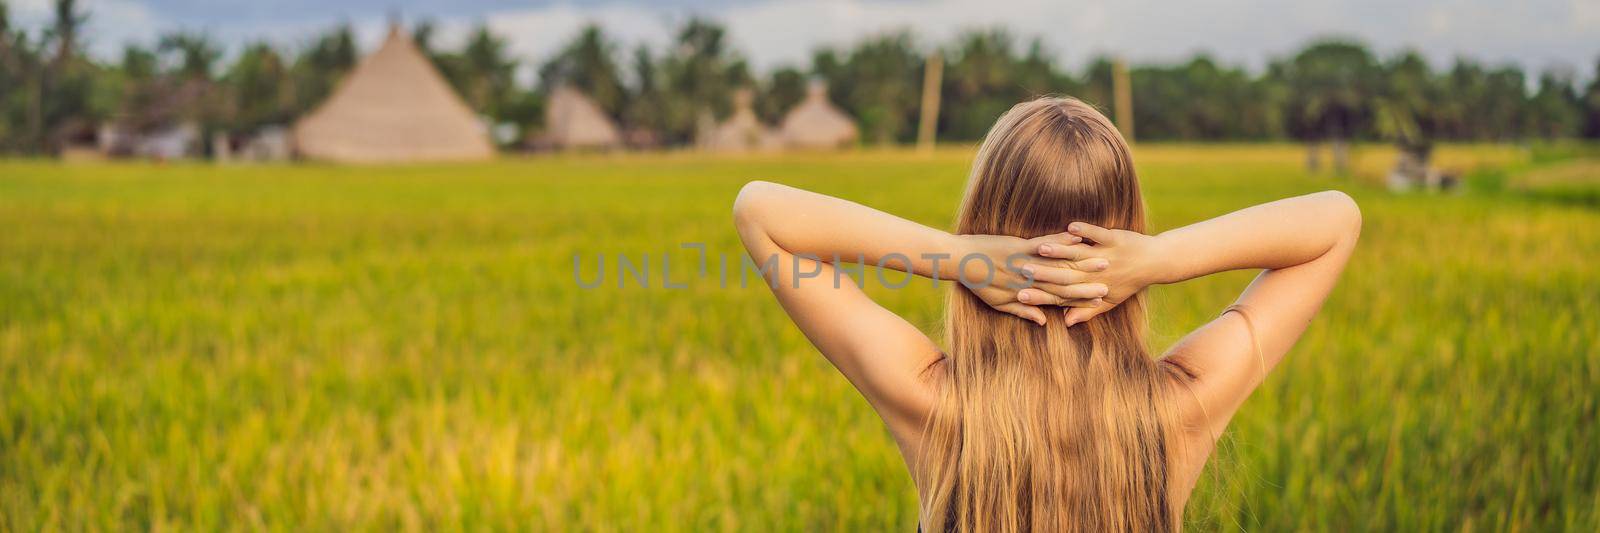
[957,222,1161,327]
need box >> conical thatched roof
[778,80,858,150]
[704,88,779,152]
[544,85,622,150]
[293,26,493,163]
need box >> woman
[732,97,1360,531]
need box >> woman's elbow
[1320,190,1362,242]
[733,180,778,232]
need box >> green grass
[1507,158,1600,207]
[1,144,1596,531]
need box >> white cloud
[480,4,675,61]
[85,0,162,52]
[10,0,52,18]
[1577,0,1600,27]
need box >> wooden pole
[917,51,944,154]
[1112,57,1134,142]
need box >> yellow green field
[1,145,1597,531]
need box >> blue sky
[9,0,1598,82]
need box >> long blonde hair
[918,97,1191,532]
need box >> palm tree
[756,67,806,124]
[0,0,39,151]
[619,46,664,138]
[539,25,627,118]
[225,42,293,131]
[813,32,922,144]
[1584,60,1600,139]
[142,31,225,151]
[458,25,517,120]
[1527,69,1581,139]
[657,18,749,143]
[1279,40,1378,174]
[942,29,1026,140]
[157,32,220,80]
[36,0,109,153]
[1373,51,1444,189]
[291,24,356,116]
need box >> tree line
[3,0,1599,156]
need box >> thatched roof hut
[542,85,622,150]
[777,80,858,150]
[703,88,779,152]
[292,25,494,163]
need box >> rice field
[1,144,1596,531]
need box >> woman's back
[732,96,1361,531]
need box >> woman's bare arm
[1024,191,1362,435]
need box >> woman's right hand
[1017,222,1169,327]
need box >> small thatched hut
[540,85,622,150]
[704,89,780,152]
[292,25,494,163]
[777,80,858,150]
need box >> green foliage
[1427,59,1534,141]
[654,18,753,143]
[223,42,294,132]
[0,0,106,153]
[0,2,30,151]
[1,4,1599,153]
[1586,61,1600,138]
[458,26,518,121]
[1,145,1595,530]
[290,23,356,116]
[620,45,666,134]
[421,22,519,126]
[940,29,1072,140]
[1277,40,1380,141]
[1132,55,1282,140]
[542,18,754,144]
[157,32,221,80]
[539,25,628,118]
[754,66,805,125]
[811,32,925,144]
[1374,51,1440,147]
[1529,70,1584,139]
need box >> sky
[8,0,1599,82]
